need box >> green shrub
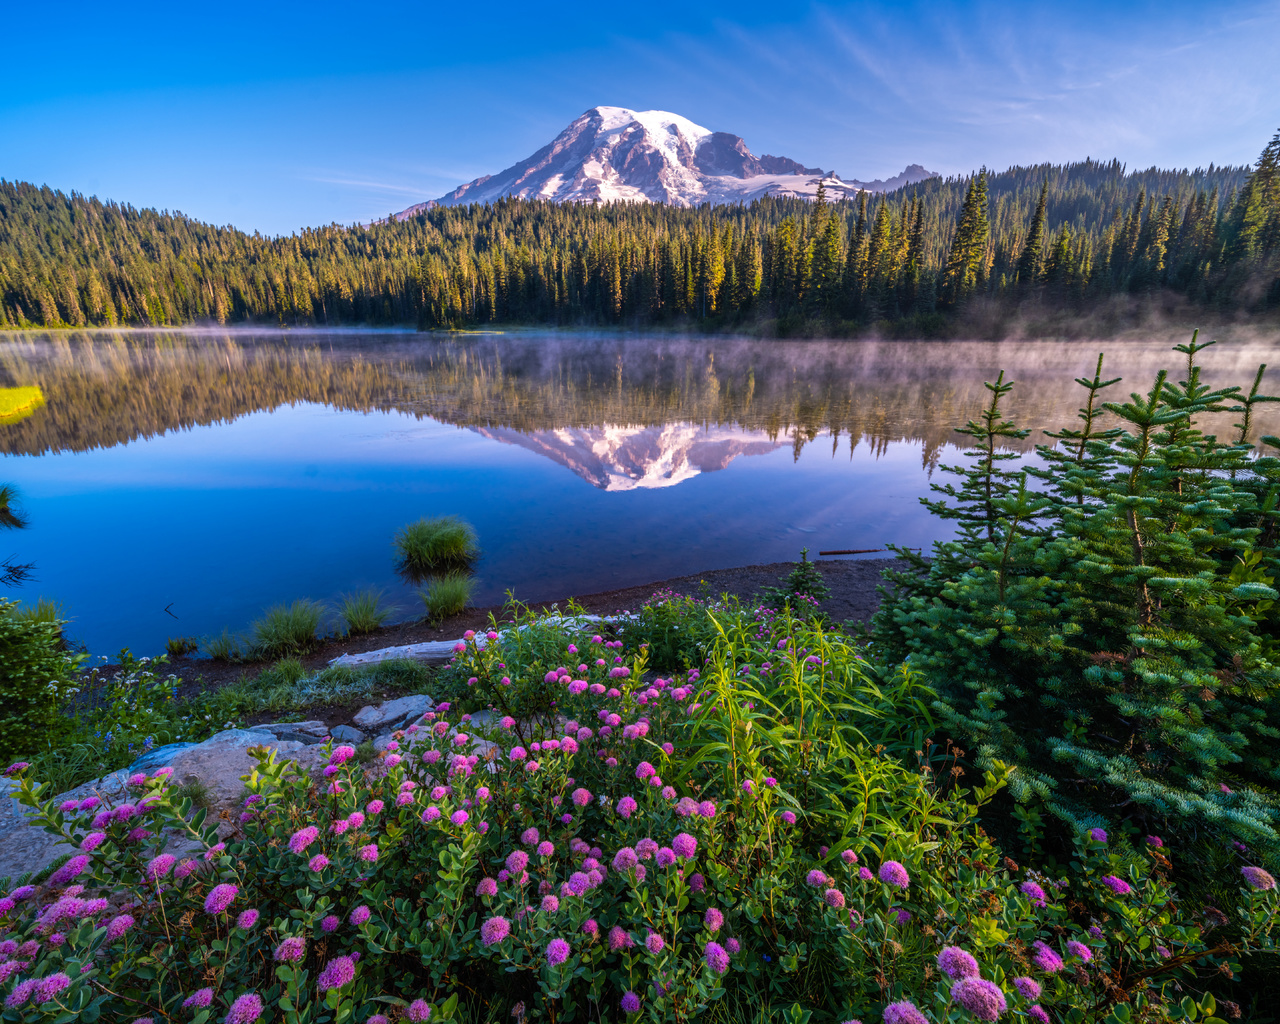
[617,588,729,673]
[339,589,392,635]
[18,650,237,792]
[395,515,478,581]
[7,603,1277,1021]
[420,573,474,623]
[873,337,1280,859]
[0,599,84,762]
[251,599,325,659]
[165,635,200,658]
[204,628,244,663]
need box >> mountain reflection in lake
[2,329,1278,656]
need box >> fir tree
[874,335,1280,856]
[940,171,990,306]
[1015,181,1049,287]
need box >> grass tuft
[205,629,244,663]
[171,778,212,810]
[395,516,478,581]
[251,600,325,659]
[166,636,200,658]
[420,573,475,623]
[12,597,64,628]
[339,589,392,636]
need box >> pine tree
[1015,181,1049,287]
[940,171,990,306]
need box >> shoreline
[158,557,907,694]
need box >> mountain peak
[394,107,936,218]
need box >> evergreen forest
[1,132,1277,334]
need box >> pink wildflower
[608,925,634,950]
[289,826,319,854]
[406,1000,432,1022]
[1031,940,1063,973]
[106,914,135,939]
[227,993,264,1024]
[274,936,306,962]
[480,916,511,946]
[672,833,697,860]
[950,977,1007,1021]
[317,955,357,990]
[937,946,980,979]
[204,883,238,915]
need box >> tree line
[1,131,1276,333]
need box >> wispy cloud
[304,175,428,197]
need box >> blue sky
[3,0,1277,236]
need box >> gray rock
[128,742,199,774]
[464,710,497,731]
[352,694,433,732]
[257,720,329,745]
[262,720,328,736]
[372,732,397,752]
[201,728,280,747]
[330,725,365,744]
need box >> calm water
[2,328,1278,657]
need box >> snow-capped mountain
[395,107,936,217]
[473,422,783,491]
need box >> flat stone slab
[256,720,329,745]
[328,614,627,668]
[352,694,433,731]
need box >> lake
[2,328,1278,657]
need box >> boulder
[330,725,365,744]
[128,742,199,774]
[352,694,433,732]
[0,770,132,883]
[0,729,326,882]
[166,738,308,810]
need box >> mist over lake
[3,328,1278,657]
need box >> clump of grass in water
[421,573,475,623]
[166,636,200,658]
[251,600,325,659]
[339,589,391,636]
[395,516,478,581]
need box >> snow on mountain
[395,107,936,218]
[472,422,783,491]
